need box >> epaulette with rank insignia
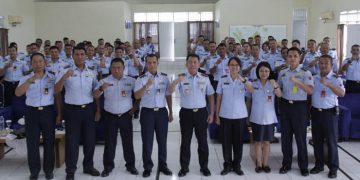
[221,75,228,78]
[160,72,167,76]
[47,71,55,75]
[301,67,308,72]
[139,74,146,78]
[200,73,208,77]
[23,70,33,76]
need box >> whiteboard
[229,25,287,42]
[345,24,360,59]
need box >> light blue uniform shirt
[278,66,314,101]
[239,54,254,68]
[216,75,248,119]
[263,50,282,70]
[45,58,70,76]
[242,58,264,81]
[63,56,74,66]
[96,56,111,75]
[56,66,98,105]
[211,56,230,81]
[143,43,156,55]
[204,54,220,73]
[134,71,170,108]
[96,75,135,114]
[194,45,205,57]
[85,57,100,76]
[18,71,56,107]
[343,57,360,81]
[177,72,214,109]
[0,58,29,82]
[250,80,278,125]
[312,72,344,109]
[302,51,321,75]
[126,58,144,77]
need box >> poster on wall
[229,25,286,42]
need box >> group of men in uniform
[0,34,359,180]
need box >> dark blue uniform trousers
[311,107,339,171]
[280,99,308,169]
[25,105,55,176]
[102,110,135,171]
[140,107,169,171]
[179,107,209,170]
[64,103,96,174]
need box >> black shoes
[263,166,271,173]
[200,168,211,176]
[220,167,231,175]
[328,170,337,178]
[159,167,172,176]
[45,172,54,180]
[300,169,309,176]
[65,174,74,180]
[142,169,151,177]
[310,166,324,174]
[178,168,189,177]
[234,167,244,176]
[29,174,38,180]
[127,167,139,175]
[83,167,100,176]
[279,166,291,174]
[101,169,112,177]
[255,166,262,173]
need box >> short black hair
[110,58,124,66]
[288,47,302,55]
[8,45,17,51]
[292,39,301,45]
[64,43,72,48]
[228,56,241,69]
[30,52,45,62]
[72,46,86,54]
[49,46,59,51]
[308,39,316,44]
[351,44,359,48]
[186,54,200,62]
[319,54,333,66]
[242,42,252,49]
[145,54,158,62]
[256,61,274,80]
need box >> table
[0,131,65,168]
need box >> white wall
[308,0,360,46]
[215,0,312,44]
[34,1,131,45]
[131,3,214,12]
[0,0,36,52]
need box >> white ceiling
[35,0,219,4]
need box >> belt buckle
[289,100,294,104]
[318,108,322,112]
[38,106,44,110]
[357,81,360,83]
[81,105,86,108]
[193,108,198,112]
[154,107,159,111]
[117,113,123,117]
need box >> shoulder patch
[47,70,55,75]
[160,72,167,76]
[301,67,308,72]
[221,75,228,78]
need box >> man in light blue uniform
[264,39,283,71]
[340,44,360,93]
[85,45,100,79]
[239,42,253,67]
[15,53,61,180]
[46,46,70,76]
[93,58,139,177]
[302,39,321,75]
[278,47,314,176]
[134,54,173,178]
[168,54,215,177]
[63,44,74,66]
[310,54,345,179]
[55,46,100,180]
[0,45,29,106]
[242,44,264,81]
[209,43,229,89]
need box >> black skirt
[251,122,274,142]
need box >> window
[340,10,360,24]
[134,12,213,22]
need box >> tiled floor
[1,60,360,180]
